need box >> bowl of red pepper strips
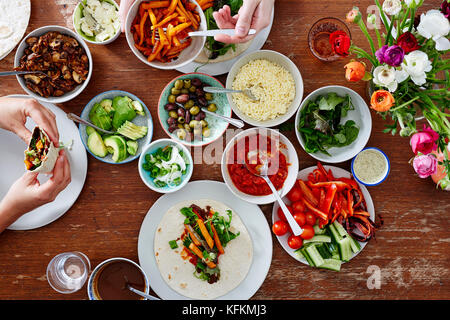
[125,0,206,69]
[272,162,379,263]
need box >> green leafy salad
[298,92,359,156]
[204,0,243,60]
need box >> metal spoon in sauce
[244,152,303,237]
[124,276,160,300]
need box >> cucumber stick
[303,235,331,244]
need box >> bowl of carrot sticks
[126,0,207,69]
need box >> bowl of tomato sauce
[221,128,299,204]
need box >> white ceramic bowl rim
[87,257,150,300]
[14,25,93,104]
[138,138,194,193]
[72,0,121,44]
[225,49,304,127]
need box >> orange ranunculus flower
[370,90,395,112]
[344,61,366,82]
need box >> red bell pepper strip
[297,180,318,206]
[321,183,337,215]
[307,180,351,191]
[327,169,335,181]
[353,188,365,209]
[301,198,328,221]
[354,211,371,217]
[336,177,360,190]
[319,188,326,210]
[347,189,354,216]
[316,162,329,181]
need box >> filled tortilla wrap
[154,199,253,300]
[24,126,58,173]
[194,40,253,64]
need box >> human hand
[0,97,59,147]
[213,0,274,44]
[119,0,136,32]
[0,150,71,232]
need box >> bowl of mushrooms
[14,25,93,104]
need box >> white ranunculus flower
[401,51,432,86]
[382,0,402,16]
[373,65,398,92]
[404,0,420,8]
[417,10,450,51]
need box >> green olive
[189,86,196,93]
[189,120,199,128]
[177,129,187,140]
[180,88,189,94]
[177,116,185,124]
[185,100,195,109]
[177,124,184,129]
[200,120,208,128]
[189,106,200,115]
[183,79,191,88]
[207,103,217,112]
[169,111,178,118]
[168,95,176,103]
[205,93,213,101]
[174,80,184,89]
[171,88,181,95]
[184,124,191,132]
[202,127,211,138]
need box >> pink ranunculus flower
[413,154,438,178]
[410,125,439,155]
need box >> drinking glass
[46,252,91,294]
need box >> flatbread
[24,127,59,174]
[154,199,253,300]
[0,0,30,60]
[194,39,253,64]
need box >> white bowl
[14,25,93,104]
[125,0,206,70]
[225,50,304,127]
[138,138,193,193]
[221,128,299,205]
[294,85,372,163]
[72,0,121,45]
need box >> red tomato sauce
[227,134,289,196]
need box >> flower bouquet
[337,0,450,190]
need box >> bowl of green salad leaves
[138,139,193,193]
[295,85,372,163]
[79,90,153,164]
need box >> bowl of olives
[158,72,231,147]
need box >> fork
[203,86,259,101]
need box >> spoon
[203,86,259,101]
[0,70,48,77]
[123,276,160,300]
[188,29,256,37]
[245,152,303,237]
[67,113,115,135]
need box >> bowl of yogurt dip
[351,147,390,186]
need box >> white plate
[175,9,274,76]
[0,95,87,230]
[271,166,375,265]
[137,180,272,300]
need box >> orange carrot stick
[188,243,216,269]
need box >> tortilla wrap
[154,199,253,300]
[194,39,253,64]
[24,127,58,173]
[0,0,30,59]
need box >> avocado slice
[117,121,148,140]
[112,96,136,130]
[126,140,139,156]
[100,99,114,115]
[103,135,128,162]
[87,131,108,157]
[131,100,145,116]
[85,126,97,136]
[89,102,112,131]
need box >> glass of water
[47,252,91,294]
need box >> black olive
[168,124,177,133]
[167,117,177,126]
[185,110,191,124]
[196,88,204,97]
[164,103,177,111]
[198,97,207,107]
[191,78,201,87]
[177,107,185,117]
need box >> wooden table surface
[0,0,448,300]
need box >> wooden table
[0,0,448,300]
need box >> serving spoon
[174,102,244,128]
[203,86,259,101]
[67,112,115,135]
[245,152,303,237]
[0,70,48,77]
[123,276,160,301]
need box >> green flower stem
[356,19,376,57]
[349,45,378,67]
[384,15,396,45]
[374,24,382,49]
[389,96,420,112]
[399,8,410,30]
[408,7,416,32]
[374,0,390,36]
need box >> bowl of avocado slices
[78,90,153,164]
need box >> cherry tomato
[305,212,317,226]
[287,235,303,250]
[286,187,302,202]
[300,225,315,240]
[272,220,289,236]
[291,200,306,213]
[293,212,306,227]
[277,205,293,222]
